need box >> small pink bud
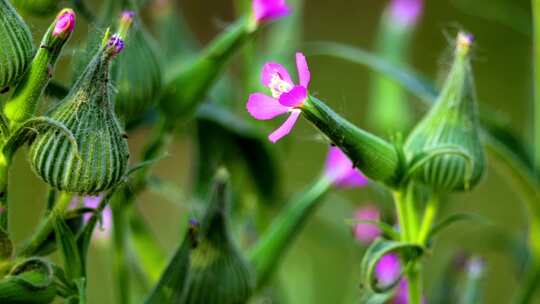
[388,0,423,27]
[53,9,76,37]
[121,10,135,25]
[353,204,381,244]
[252,0,290,23]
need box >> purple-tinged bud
[53,8,76,37]
[119,10,135,33]
[457,32,474,54]
[106,34,125,57]
[388,0,423,27]
[252,0,290,23]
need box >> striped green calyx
[12,0,59,16]
[180,169,255,304]
[301,96,403,186]
[28,33,130,195]
[112,13,163,121]
[0,0,33,91]
[404,32,485,191]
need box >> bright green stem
[515,218,540,303]
[0,155,8,232]
[162,16,255,119]
[249,177,332,288]
[534,0,540,173]
[417,194,439,245]
[393,190,409,242]
[4,14,73,126]
[406,262,422,304]
[405,184,420,240]
[302,96,402,185]
[17,192,72,257]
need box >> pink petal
[247,93,289,120]
[53,9,76,37]
[354,205,381,244]
[261,62,294,88]
[268,110,301,143]
[339,170,369,188]
[323,146,368,188]
[252,0,291,23]
[375,253,401,286]
[296,52,311,88]
[278,85,307,107]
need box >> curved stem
[17,192,72,257]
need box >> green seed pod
[0,0,33,91]
[29,34,130,195]
[180,169,255,304]
[404,32,485,191]
[12,0,59,16]
[112,17,163,120]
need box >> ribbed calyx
[0,0,34,91]
[12,0,59,16]
[29,38,129,195]
[404,32,485,191]
[301,96,402,186]
[112,17,163,121]
[180,170,255,304]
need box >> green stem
[417,194,439,245]
[112,193,132,304]
[17,192,72,257]
[393,190,409,241]
[405,184,420,240]
[249,177,332,288]
[533,0,540,173]
[406,262,422,304]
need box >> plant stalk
[534,0,540,173]
[0,153,9,232]
[18,192,72,257]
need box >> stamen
[268,73,293,98]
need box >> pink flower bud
[53,9,76,37]
[252,0,290,23]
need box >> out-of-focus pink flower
[247,52,310,143]
[53,9,76,37]
[252,0,290,23]
[324,146,368,187]
[81,196,112,241]
[388,0,423,27]
[353,205,381,244]
[375,253,401,286]
[392,278,428,304]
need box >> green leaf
[0,258,56,303]
[345,219,400,241]
[360,238,423,294]
[428,213,489,242]
[53,214,84,282]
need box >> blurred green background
[8,0,538,303]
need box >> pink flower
[252,0,290,23]
[324,146,368,187]
[375,253,401,287]
[247,52,310,143]
[353,205,381,244]
[53,9,76,37]
[81,196,112,241]
[388,0,423,27]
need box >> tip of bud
[389,0,423,27]
[121,10,135,24]
[252,0,290,24]
[457,32,474,54]
[106,34,125,57]
[53,8,76,37]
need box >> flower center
[268,73,293,98]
